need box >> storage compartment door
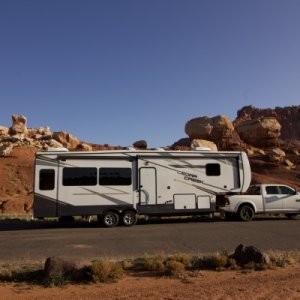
[174,194,196,210]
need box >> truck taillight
[224,197,230,205]
[216,195,230,207]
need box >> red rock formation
[235,105,300,141]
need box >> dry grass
[91,259,124,283]
[0,249,299,286]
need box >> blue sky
[0,0,299,147]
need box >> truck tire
[238,205,254,221]
[102,211,119,227]
[121,211,137,226]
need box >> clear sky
[0,0,299,147]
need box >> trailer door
[139,167,157,205]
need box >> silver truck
[220,184,300,221]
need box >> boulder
[191,139,218,151]
[284,159,294,168]
[236,105,300,141]
[28,127,52,139]
[133,140,147,149]
[231,244,270,266]
[235,117,281,147]
[185,115,244,150]
[0,126,9,136]
[9,114,28,136]
[76,143,93,151]
[0,145,12,156]
[47,139,64,149]
[53,131,81,150]
[44,256,90,282]
[172,138,191,148]
[267,148,286,162]
[185,116,213,140]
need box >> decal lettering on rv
[177,171,203,184]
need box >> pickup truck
[220,184,300,221]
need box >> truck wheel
[238,205,254,221]
[102,211,119,227]
[121,211,137,226]
[285,214,298,220]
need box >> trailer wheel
[102,211,119,227]
[238,205,254,221]
[121,211,137,226]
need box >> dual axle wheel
[101,210,137,227]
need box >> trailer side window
[39,169,55,190]
[63,168,97,186]
[206,164,221,176]
[99,168,132,185]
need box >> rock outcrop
[0,115,95,156]
[191,139,218,151]
[9,114,28,136]
[235,105,300,141]
[235,117,281,147]
[185,115,244,150]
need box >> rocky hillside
[0,106,300,216]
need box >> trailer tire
[102,211,119,227]
[238,205,254,221]
[121,211,137,226]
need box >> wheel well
[238,203,255,212]
[103,207,137,216]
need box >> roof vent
[47,147,69,152]
[192,146,212,151]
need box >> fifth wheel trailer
[33,149,251,227]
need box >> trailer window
[206,164,220,176]
[99,168,132,185]
[63,168,97,186]
[39,169,55,190]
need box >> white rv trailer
[33,149,251,226]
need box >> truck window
[99,168,132,185]
[206,164,220,176]
[63,167,97,186]
[247,186,260,195]
[278,186,295,195]
[266,186,279,194]
[39,169,55,190]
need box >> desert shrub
[0,268,14,282]
[226,257,238,269]
[44,272,70,287]
[164,261,185,277]
[121,259,135,271]
[91,259,124,283]
[193,254,229,270]
[168,253,192,266]
[268,250,300,267]
[143,253,166,272]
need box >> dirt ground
[1,263,299,300]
